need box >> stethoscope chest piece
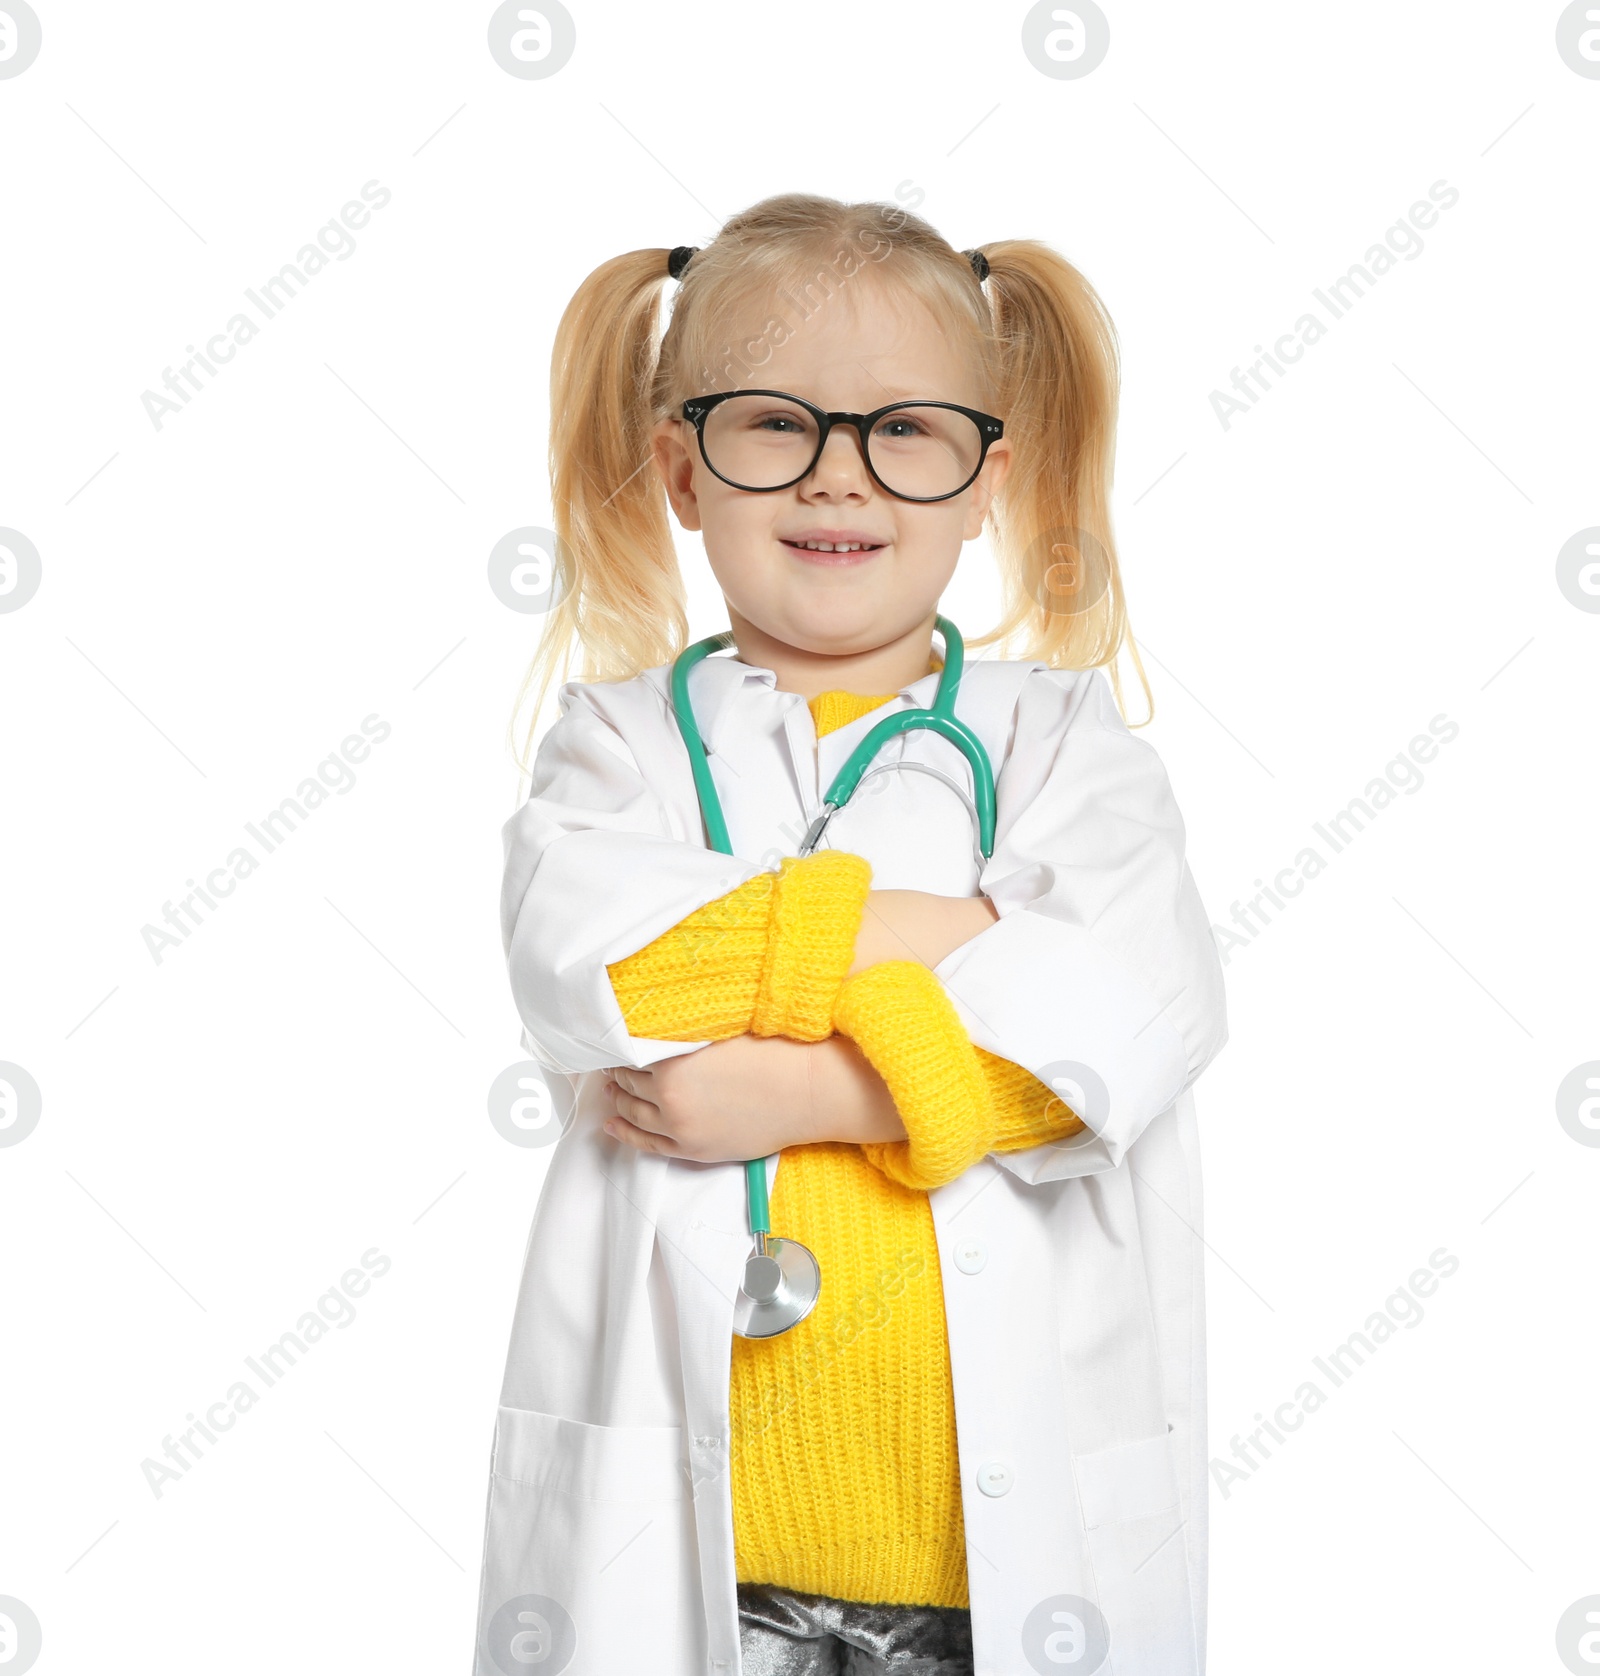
[733,1234,821,1339]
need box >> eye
[874,413,930,440]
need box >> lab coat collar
[670,652,771,763]
[678,647,946,760]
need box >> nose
[800,423,872,498]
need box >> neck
[727,606,941,701]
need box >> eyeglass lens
[701,395,984,499]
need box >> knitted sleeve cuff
[978,1049,1088,1149]
[750,850,873,1042]
[604,870,779,1041]
[831,960,995,1191]
[604,850,871,1044]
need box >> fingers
[603,1112,679,1155]
[608,1065,663,1106]
[606,1071,658,1127]
[600,1072,678,1155]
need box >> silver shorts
[737,1583,974,1675]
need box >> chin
[777,603,891,653]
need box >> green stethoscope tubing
[668,614,997,1245]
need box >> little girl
[475,194,1227,1676]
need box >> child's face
[651,277,1011,661]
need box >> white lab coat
[472,648,1228,1676]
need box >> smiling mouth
[780,539,887,554]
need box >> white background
[1,2,1596,1671]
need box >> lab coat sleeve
[932,666,1228,1181]
[500,685,769,1075]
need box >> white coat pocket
[1073,1432,1181,1531]
[473,1406,704,1676]
[1072,1432,1197,1675]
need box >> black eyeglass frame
[679,389,1005,504]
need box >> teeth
[789,540,875,552]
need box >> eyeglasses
[680,389,1004,504]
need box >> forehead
[719,270,984,407]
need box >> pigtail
[507,249,689,779]
[972,241,1153,725]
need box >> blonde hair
[508,191,1151,778]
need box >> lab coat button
[976,1459,1013,1497]
[954,1239,987,1274]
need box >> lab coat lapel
[682,654,812,864]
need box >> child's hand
[600,1032,905,1161]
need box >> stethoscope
[668,615,998,1338]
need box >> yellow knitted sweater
[606,684,1085,1608]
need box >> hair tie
[667,245,698,281]
[964,247,990,283]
